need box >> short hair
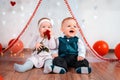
[61,17,75,27]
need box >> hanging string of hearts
[2,0,43,53]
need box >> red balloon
[93,40,109,56]
[0,75,3,80]
[114,43,120,60]
[0,43,2,52]
[8,39,24,53]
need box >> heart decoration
[10,1,16,6]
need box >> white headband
[38,19,53,28]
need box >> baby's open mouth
[69,30,74,33]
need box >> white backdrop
[0,0,120,49]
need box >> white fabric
[28,35,56,68]
[29,35,56,49]
[38,19,53,28]
[81,67,89,73]
[43,59,52,73]
[53,66,63,73]
[28,51,52,68]
[78,39,86,58]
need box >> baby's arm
[48,36,57,49]
[51,50,58,58]
[77,38,86,61]
[31,35,44,51]
[51,38,59,58]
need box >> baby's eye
[67,25,71,27]
[74,26,76,28]
[48,26,52,28]
[42,26,46,28]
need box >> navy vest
[58,36,78,57]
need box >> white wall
[75,0,120,49]
[0,0,120,49]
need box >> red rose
[43,30,50,40]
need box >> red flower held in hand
[33,30,51,53]
[43,30,50,40]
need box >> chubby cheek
[64,31,70,36]
[62,29,68,35]
[39,29,44,35]
[64,28,69,33]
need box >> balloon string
[3,0,43,53]
[64,0,119,61]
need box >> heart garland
[2,0,42,53]
[10,1,16,6]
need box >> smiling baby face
[61,17,78,38]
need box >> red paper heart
[10,1,16,6]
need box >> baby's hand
[52,54,58,59]
[35,43,43,50]
[77,56,84,61]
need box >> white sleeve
[50,38,59,54]
[48,36,57,49]
[78,39,86,58]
